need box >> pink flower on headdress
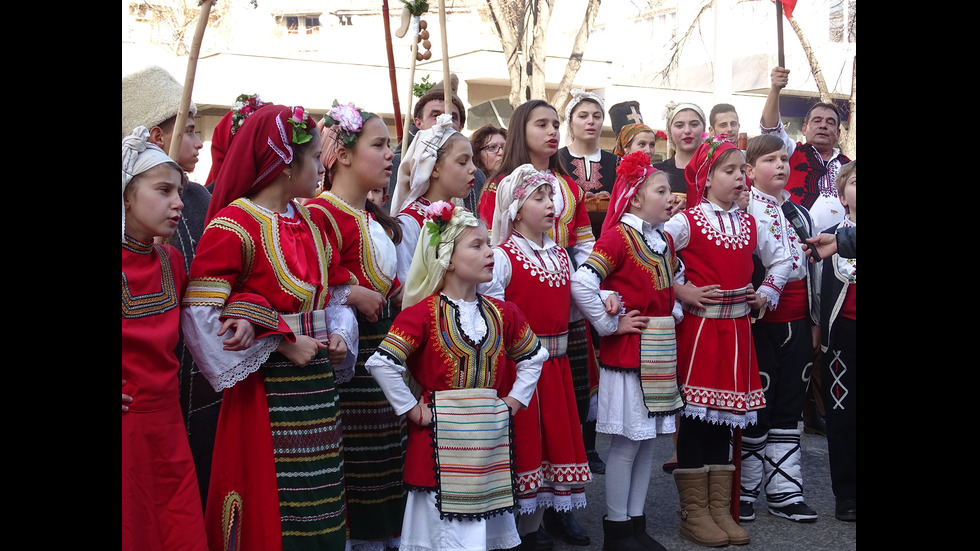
[291,106,306,124]
[514,172,557,200]
[426,200,455,223]
[329,104,364,134]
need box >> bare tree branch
[550,0,601,120]
[656,0,712,86]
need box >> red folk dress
[496,233,591,513]
[122,237,207,551]
[666,202,766,427]
[182,198,348,551]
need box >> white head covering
[662,101,706,156]
[490,164,559,246]
[402,202,480,309]
[122,126,181,243]
[390,113,458,215]
[565,88,605,122]
[565,88,605,143]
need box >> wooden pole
[401,39,419,159]
[776,1,785,68]
[438,0,451,120]
[169,0,214,161]
[382,0,404,143]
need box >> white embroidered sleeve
[396,214,422,287]
[324,303,358,384]
[508,346,548,409]
[180,305,281,392]
[365,351,418,416]
[570,265,620,337]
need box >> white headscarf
[402,201,480,309]
[390,113,458,215]
[122,126,181,243]
[490,164,558,246]
[565,88,605,122]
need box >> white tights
[605,434,656,521]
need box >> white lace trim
[327,284,351,306]
[445,295,487,342]
[210,336,281,391]
[679,404,758,429]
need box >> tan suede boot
[707,464,750,545]
[673,466,729,547]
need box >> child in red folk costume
[818,160,856,522]
[571,152,684,551]
[478,165,593,548]
[122,128,207,551]
[181,104,356,551]
[738,134,819,523]
[391,113,477,293]
[365,202,546,551]
[478,100,598,545]
[306,103,408,551]
[663,137,768,547]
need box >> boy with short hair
[122,65,217,508]
[818,160,856,522]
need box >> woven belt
[537,331,569,359]
[682,286,750,319]
[280,309,329,340]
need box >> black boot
[536,523,554,551]
[543,507,590,546]
[520,529,539,551]
[602,516,646,551]
[583,420,606,474]
[630,514,667,551]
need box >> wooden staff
[382,0,404,143]
[401,39,419,159]
[169,0,214,162]
[776,0,785,68]
[438,0,451,116]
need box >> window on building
[306,16,320,34]
[286,16,299,35]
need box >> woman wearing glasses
[470,124,507,181]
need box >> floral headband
[424,200,457,248]
[513,170,557,201]
[287,106,314,145]
[322,101,371,149]
[613,123,669,157]
[230,93,266,135]
[700,133,730,167]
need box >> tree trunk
[486,0,526,108]
[551,0,601,120]
[526,0,554,102]
[840,55,856,158]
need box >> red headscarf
[603,151,660,234]
[205,94,270,189]
[683,135,737,206]
[205,104,315,223]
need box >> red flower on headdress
[617,151,652,184]
[426,200,455,223]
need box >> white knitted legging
[605,434,657,521]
